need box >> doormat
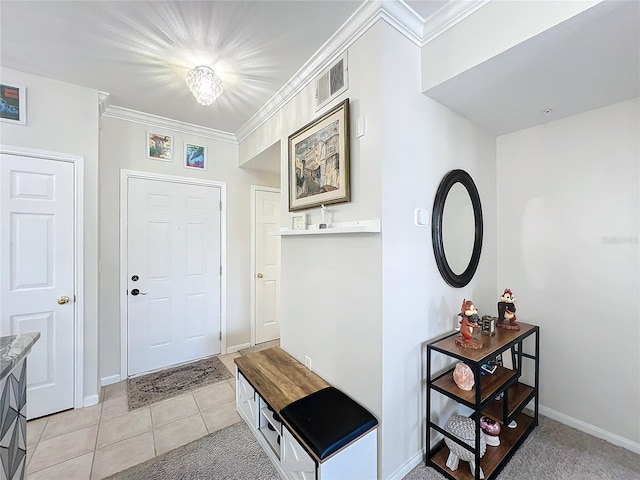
[127,356,233,410]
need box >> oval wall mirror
[431,169,483,288]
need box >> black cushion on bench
[279,386,378,460]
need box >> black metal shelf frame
[425,326,540,480]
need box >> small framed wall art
[147,131,173,161]
[0,83,26,125]
[291,213,307,230]
[184,142,207,170]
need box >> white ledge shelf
[271,219,381,236]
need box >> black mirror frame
[431,169,483,288]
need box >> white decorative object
[444,415,487,479]
[319,204,330,228]
[186,66,223,105]
[452,362,474,391]
[291,213,306,231]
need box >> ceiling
[1,1,637,140]
[424,0,640,135]
[0,1,364,134]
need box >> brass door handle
[257,273,264,279]
[57,296,70,305]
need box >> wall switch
[356,116,366,138]
[304,355,312,371]
[414,208,429,226]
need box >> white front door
[127,177,222,376]
[0,154,75,418]
[254,188,280,344]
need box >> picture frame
[291,213,307,231]
[0,83,26,125]
[288,98,350,211]
[184,142,207,170]
[147,131,173,161]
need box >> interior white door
[254,189,280,344]
[127,177,221,376]
[0,154,75,419]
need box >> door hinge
[219,332,222,341]
[219,201,222,211]
[74,295,77,302]
[219,265,222,275]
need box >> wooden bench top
[234,346,330,413]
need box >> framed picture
[147,131,173,161]
[288,98,350,211]
[0,83,26,125]
[184,142,207,170]
[291,213,306,230]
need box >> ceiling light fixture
[186,66,223,106]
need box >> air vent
[315,53,348,111]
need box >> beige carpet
[127,355,232,410]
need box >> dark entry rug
[127,355,233,410]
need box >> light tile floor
[26,353,242,480]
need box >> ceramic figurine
[444,415,487,479]
[455,299,483,349]
[480,416,501,446]
[497,288,520,330]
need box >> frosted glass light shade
[186,66,223,106]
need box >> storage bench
[234,347,378,480]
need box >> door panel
[127,177,221,375]
[0,154,75,418]
[255,189,281,344]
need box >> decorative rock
[444,415,487,479]
[452,362,474,391]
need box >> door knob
[257,273,264,279]
[57,296,70,305]
[130,289,148,296]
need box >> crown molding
[422,0,489,44]
[98,91,110,116]
[380,0,425,46]
[236,1,489,144]
[102,105,237,144]
[236,0,382,143]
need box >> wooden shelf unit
[426,322,540,480]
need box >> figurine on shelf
[455,299,483,350]
[497,288,520,331]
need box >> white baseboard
[540,405,640,454]
[83,394,100,408]
[101,374,122,386]
[226,342,251,354]
[386,450,423,480]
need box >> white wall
[239,21,384,422]
[420,0,600,91]
[496,97,640,450]
[379,23,497,479]
[98,117,279,381]
[0,67,100,405]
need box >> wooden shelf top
[429,322,538,363]
[234,347,330,414]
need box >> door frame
[250,185,280,346]
[0,144,85,409]
[119,169,226,378]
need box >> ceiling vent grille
[315,53,348,110]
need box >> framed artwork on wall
[147,131,173,161]
[184,142,207,170]
[0,83,26,125]
[288,98,350,211]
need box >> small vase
[452,362,474,391]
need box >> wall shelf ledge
[271,219,381,236]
